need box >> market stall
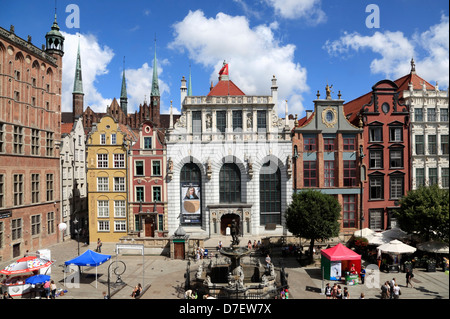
[377,240,416,272]
[321,243,361,284]
[64,249,111,288]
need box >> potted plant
[426,259,436,272]
[403,261,413,273]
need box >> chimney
[306,110,313,119]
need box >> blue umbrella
[25,274,50,285]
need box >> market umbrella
[354,228,374,238]
[25,274,50,285]
[366,232,391,246]
[417,241,449,254]
[0,256,53,275]
[381,228,409,240]
[377,239,417,255]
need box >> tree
[285,190,341,263]
[395,185,449,242]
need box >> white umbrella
[417,241,449,254]
[381,228,408,240]
[377,239,417,255]
[354,228,374,238]
[366,232,391,246]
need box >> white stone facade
[166,75,293,238]
[405,83,449,190]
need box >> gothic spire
[120,56,128,113]
[73,38,83,94]
[151,41,160,97]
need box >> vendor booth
[321,243,361,284]
[64,249,111,288]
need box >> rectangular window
[343,137,356,151]
[152,161,161,176]
[442,168,449,188]
[427,108,436,122]
[100,134,106,145]
[46,132,54,157]
[232,110,242,131]
[158,215,163,231]
[324,161,335,187]
[144,137,152,149]
[390,176,404,199]
[414,108,423,121]
[14,126,23,154]
[257,110,267,131]
[114,177,125,192]
[415,135,424,155]
[31,215,41,236]
[153,186,161,202]
[343,195,356,228]
[429,168,438,186]
[369,150,383,169]
[14,174,24,206]
[97,154,108,168]
[389,149,403,168]
[31,174,40,204]
[136,186,144,202]
[111,133,116,145]
[98,220,110,232]
[369,127,382,142]
[428,135,437,155]
[324,138,335,151]
[98,200,109,217]
[114,154,125,168]
[0,174,4,208]
[369,176,383,200]
[216,111,226,133]
[135,161,144,176]
[369,209,383,230]
[303,161,317,187]
[441,135,449,155]
[0,123,4,153]
[114,200,126,218]
[304,137,316,151]
[192,111,202,134]
[389,127,403,142]
[416,168,425,188]
[31,129,40,155]
[114,220,126,232]
[47,211,55,234]
[343,160,357,186]
[11,218,22,240]
[46,174,54,201]
[440,108,449,122]
[97,177,109,191]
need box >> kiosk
[321,243,361,283]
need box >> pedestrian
[389,278,396,299]
[406,269,414,288]
[393,283,401,299]
[359,292,365,299]
[284,289,289,299]
[343,287,350,299]
[265,254,271,269]
[332,283,338,299]
[248,240,252,250]
[3,291,13,299]
[50,280,57,299]
[131,283,142,298]
[325,283,332,299]
[336,285,342,299]
[102,291,110,299]
[360,266,366,284]
[381,281,390,299]
[218,240,223,250]
[43,280,51,299]
[253,240,257,249]
[96,238,102,253]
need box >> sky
[1,0,448,118]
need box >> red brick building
[345,80,411,230]
[0,19,63,261]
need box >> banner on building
[181,183,201,224]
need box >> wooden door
[174,242,185,260]
[144,217,154,237]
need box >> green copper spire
[120,56,128,113]
[72,39,83,94]
[151,44,160,97]
[187,64,193,96]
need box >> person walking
[325,283,332,299]
[43,280,51,299]
[389,278,396,299]
[406,269,414,288]
[50,280,57,299]
[381,281,390,299]
[343,287,350,299]
[360,266,366,284]
[393,283,401,299]
[96,238,102,253]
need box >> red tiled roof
[61,123,73,134]
[207,80,245,96]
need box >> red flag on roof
[219,63,228,76]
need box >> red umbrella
[1,256,53,275]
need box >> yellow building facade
[86,115,136,243]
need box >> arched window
[180,163,201,225]
[260,161,281,225]
[219,163,241,203]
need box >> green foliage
[395,185,449,242]
[285,189,341,241]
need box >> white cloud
[124,61,171,114]
[265,0,326,24]
[169,10,309,116]
[324,15,449,87]
[61,32,114,113]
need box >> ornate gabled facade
[166,62,293,238]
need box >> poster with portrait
[181,183,201,224]
[330,261,342,280]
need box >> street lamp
[359,144,365,237]
[73,216,81,256]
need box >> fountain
[191,219,284,299]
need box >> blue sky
[1,0,448,118]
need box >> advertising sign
[181,183,201,224]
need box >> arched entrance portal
[220,214,240,236]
